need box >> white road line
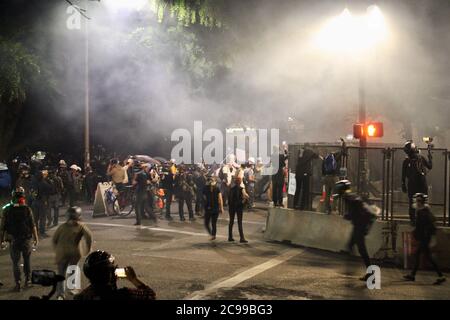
[185,248,303,300]
[86,222,223,238]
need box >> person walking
[0,187,39,291]
[403,193,446,285]
[52,206,93,300]
[228,176,249,243]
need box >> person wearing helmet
[334,180,376,281]
[403,194,446,285]
[402,140,432,225]
[52,206,93,299]
[0,187,39,291]
[74,250,156,300]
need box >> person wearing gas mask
[16,163,33,206]
[0,187,39,292]
[402,140,432,225]
[74,250,156,300]
[203,176,224,240]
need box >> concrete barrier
[264,207,450,269]
[264,207,387,258]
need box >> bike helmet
[404,140,417,155]
[333,180,352,197]
[83,250,117,285]
[67,206,82,221]
[413,193,428,203]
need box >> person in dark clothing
[228,176,249,243]
[402,141,432,225]
[176,171,196,221]
[194,168,207,216]
[74,250,156,300]
[161,163,175,221]
[132,162,148,226]
[203,176,224,240]
[84,166,97,204]
[46,168,64,227]
[0,187,39,291]
[403,193,446,285]
[271,148,288,207]
[294,145,320,210]
[57,161,70,207]
[334,180,376,281]
[31,171,52,237]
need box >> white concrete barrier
[264,207,450,269]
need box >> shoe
[14,283,21,292]
[24,278,31,288]
[210,236,216,241]
[180,217,186,221]
[240,239,248,244]
[57,295,65,300]
[134,222,141,226]
[403,274,415,282]
[434,277,446,285]
[228,238,235,242]
[189,217,196,222]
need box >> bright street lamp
[314,5,389,198]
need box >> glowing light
[367,124,376,137]
[314,6,388,53]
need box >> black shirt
[203,184,221,212]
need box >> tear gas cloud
[45,0,450,157]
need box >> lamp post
[315,5,388,198]
[84,0,90,170]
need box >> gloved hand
[401,183,407,193]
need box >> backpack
[323,153,337,175]
[3,205,34,240]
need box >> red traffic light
[353,122,383,138]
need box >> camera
[31,270,65,287]
[115,268,127,278]
[422,137,434,149]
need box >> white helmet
[70,164,78,170]
[248,157,255,165]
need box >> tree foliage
[151,0,226,27]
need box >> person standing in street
[294,144,320,210]
[333,180,377,281]
[228,176,249,243]
[403,193,446,285]
[244,158,256,210]
[52,206,93,300]
[161,161,176,221]
[271,147,288,207]
[132,162,148,226]
[46,168,64,228]
[203,176,223,240]
[0,187,39,291]
[31,170,52,237]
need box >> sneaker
[24,279,31,288]
[434,277,446,285]
[210,236,216,241]
[403,274,415,282]
[180,217,186,221]
[189,217,196,222]
[14,283,21,292]
[228,238,235,242]
[240,239,248,244]
[57,295,65,300]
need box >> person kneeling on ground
[74,250,156,300]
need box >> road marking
[86,222,224,238]
[185,248,303,300]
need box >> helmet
[12,187,25,199]
[404,141,417,155]
[59,160,67,167]
[70,164,78,170]
[333,180,352,197]
[248,157,255,165]
[83,250,117,285]
[413,193,428,203]
[67,206,82,221]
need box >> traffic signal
[353,122,383,138]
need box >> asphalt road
[0,203,449,300]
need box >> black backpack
[3,205,33,240]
